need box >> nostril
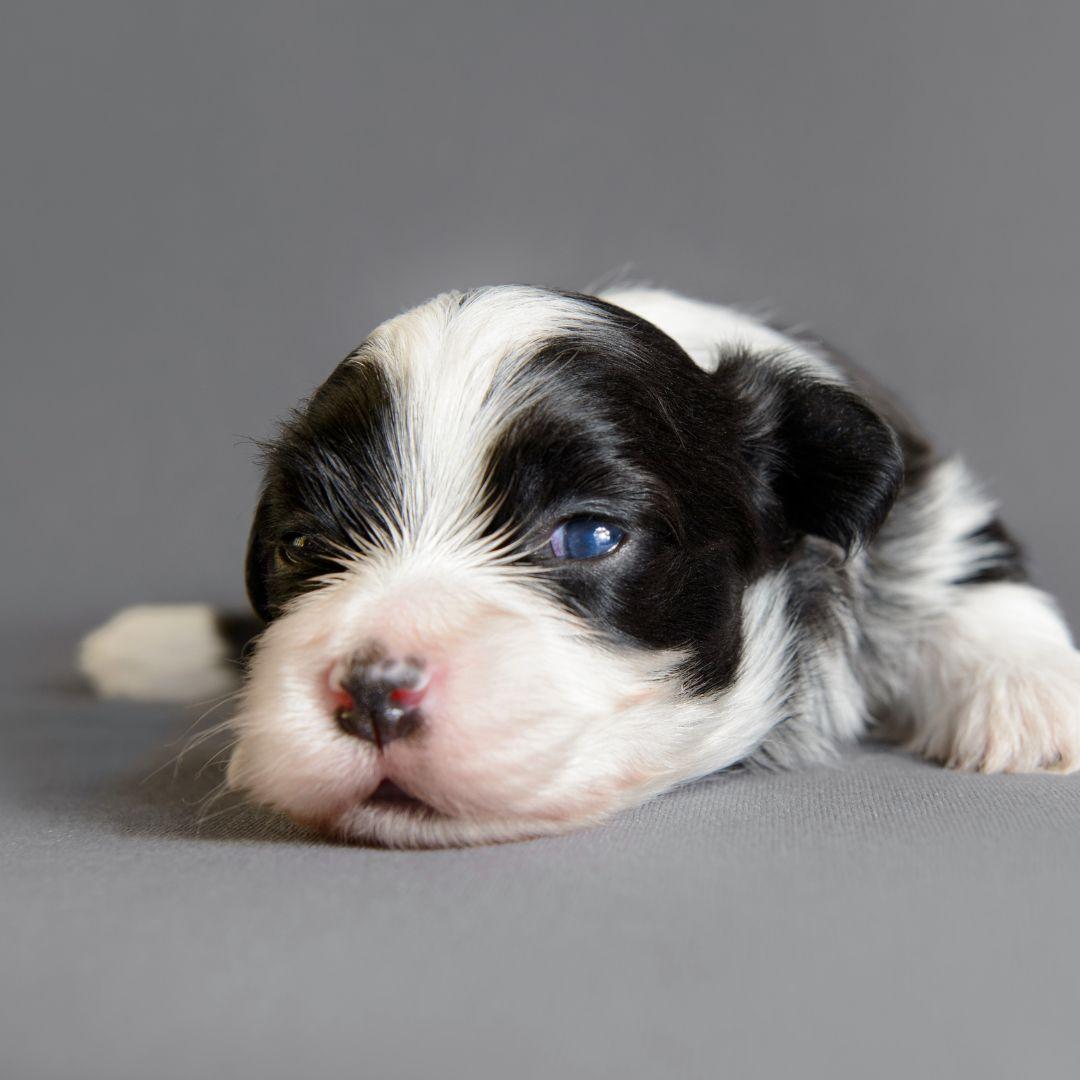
[332,653,428,747]
[388,684,426,709]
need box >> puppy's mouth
[363,778,443,818]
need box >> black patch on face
[482,299,760,694]
[483,294,904,695]
[245,358,400,622]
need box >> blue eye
[549,518,626,560]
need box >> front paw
[912,645,1080,774]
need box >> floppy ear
[717,354,904,553]
[244,490,275,624]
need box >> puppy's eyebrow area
[264,359,406,544]
[483,420,662,539]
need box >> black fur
[246,358,401,622]
[214,611,263,662]
[955,518,1026,585]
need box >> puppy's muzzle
[333,651,428,748]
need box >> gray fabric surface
[3,633,1080,1079]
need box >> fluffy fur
[80,285,1080,846]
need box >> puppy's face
[229,287,901,846]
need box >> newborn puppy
[81,286,1080,846]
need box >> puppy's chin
[312,783,625,849]
[227,735,655,850]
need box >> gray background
[3,3,1079,1078]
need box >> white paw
[912,643,1080,774]
[78,604,238,703]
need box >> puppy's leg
[79,604,257,702]
[860,458,1080,772]
[901,581,1080,771]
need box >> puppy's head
[229,287,901,846]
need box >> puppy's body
[81,286,1080,846]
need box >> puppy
[81,286,1080,846]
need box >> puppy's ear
[244,491,274,624]
[717,354,904,553]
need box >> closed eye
[549,517,626,560]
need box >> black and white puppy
[81,286,1080,846]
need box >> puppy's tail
[78,604,260,703]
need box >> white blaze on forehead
[351,286,607,559]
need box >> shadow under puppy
[81,286,1080,846]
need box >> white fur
[354,287,608,559]
[79,604,236,703]
[602,287,840,379]
[226,559,687,844]
[894,582,1080,772]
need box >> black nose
[335,654,426,748]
